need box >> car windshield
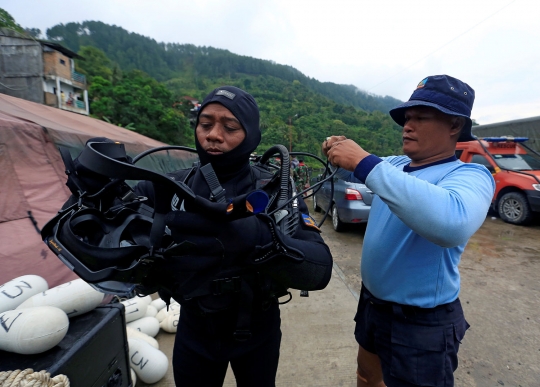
[492,152,540,171]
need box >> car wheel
[313,194,321,212]
[497,192,532,225]
[332,205,345,232]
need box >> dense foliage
[0,9,23,32]
[88,70,192,145]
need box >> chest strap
[200,163,227,203]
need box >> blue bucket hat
[389,75,476,142]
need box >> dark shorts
[354,284,470,387]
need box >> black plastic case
[0,303,132,387]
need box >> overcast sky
[4,0,539,125]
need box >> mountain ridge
[46,20,402,113]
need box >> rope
[0,369,70,387]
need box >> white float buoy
[155,301,180,323]
[126,326,159,349]
[128,338,168,384]
[0,306,69,354]
[126,316,160,337]
[136,295,152,306]
[0,275,49,313]
[160,310,180,333]
[121,297,148,323]
[16,278,104,318]
[144,305,158,318]
[149,298,166,312]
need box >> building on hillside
[173,95,201,126]
[0,28,89,115]
[472,115,540,152]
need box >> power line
[367,0,517,92]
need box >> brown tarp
[0,93,197,287]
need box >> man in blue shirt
[323,75,495,387]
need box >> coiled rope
[0,369,69,387]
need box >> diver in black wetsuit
[132,86,332,387]
[58,86,333,387]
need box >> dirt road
[313,203,540,387]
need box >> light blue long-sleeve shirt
[335,154,495,307]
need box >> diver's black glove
[164,211,304,265]
[165,211,271,258]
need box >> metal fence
[71,70,86,85]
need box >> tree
[24,28,41,38]
[89,71,192,146]
[75,46,114,83]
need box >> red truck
[455,137,540,225]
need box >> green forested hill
[46,21,402,114]
[36,19,404,158]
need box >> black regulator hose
[259,144,291,209]
[132,145,197,164]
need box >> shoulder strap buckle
[200,163,227,203]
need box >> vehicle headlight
[533,184,540,191]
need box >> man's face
[196,103,246,154]
[402,106,461,165]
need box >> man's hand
[322,136,371,172]
[322,135,346,156]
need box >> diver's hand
[165,211,273,258]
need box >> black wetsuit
[135,161,332,386]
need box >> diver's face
[196,103,245,154]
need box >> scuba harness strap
[58,146,82,195]
[200,163,227,203]
[234,279,254,341]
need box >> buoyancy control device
[41,141,336,298]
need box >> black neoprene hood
[195,86,261,177]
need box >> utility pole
[288,114,297,153]
[288,116,292,153]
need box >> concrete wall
[0,29,44,104]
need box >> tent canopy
[0,93,197,287]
